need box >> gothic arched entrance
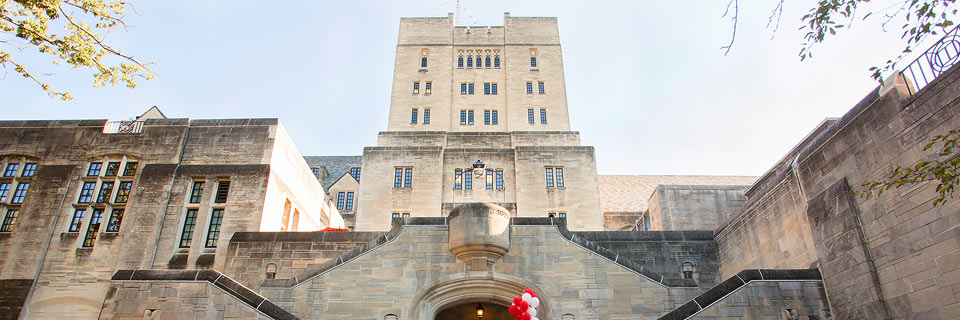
[435,302,510,320]
[408,273,549,320]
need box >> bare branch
[721,0,739,55]
[767,0,786,39]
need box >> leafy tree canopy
[0,0,153,100]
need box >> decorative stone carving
[447,203,511,271]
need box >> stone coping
[110,269,297,320]
[656,269,823,320]
[260,217,690,289]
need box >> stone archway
[408,273,550,320]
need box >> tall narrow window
[491,110,498,125]
[350,167,361,181]
[485,170,494,190]
[411,108,419,124]
[105,208,124,232]
[454,169,463,190]
[205,209,224,248]
[464,170,473,190]
[78,181,96,203]
[86,162,102,176]
[0,209,19,232]
[394,168,403,188]
[555,167,565,187]
[540,109,548,124]
[423,108,431,124]
[496,170,504,190]
[425,82,432,94]
[403,168,413,188]
[491,83,498,95]
[494,55,500,68]
[122,162,138,176]
[114,181,132,203]
[461,83,467,95]
[475,56,481,67]
[467,55,473,68]
[179,209,198,248]
[485,56,491,68]
[460,110,467,125]
[531,57,538,67]
[413,82,420,94]
[0,183,8,201]
[337,192,345,210]
[215,180,230,203]
[526,82,533,94]
[104,162,120,177]
[421,57,428,68]
[468,83,474,95]
[484,110,491,125]
[528,109,535,124]
[95,182,114,203]
[545,167,554,188]
[82,209,103,247]
[484,83,490,95]
[458,56,464,68]
[345,192,354,211]
[10,183,28,204]
[69,209,85,232]
[21,163,37,177]
[467,110,474,125]
[3,163,18,177]
[189,181,204,204]
[538,81,545,94]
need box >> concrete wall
[647,185,750,231]
[575,231,721,286]
[716,66,960,319]
[690,281,829,319]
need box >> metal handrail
[901,24,960,94]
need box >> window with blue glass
[484,83,490,95]
[350,167,361,181]
[484,110,491,125]
[528,109,535,124]
[1,209,19,232]
[494,55,500,68]
[545,167,554,187]
[10,183,28,204]
[464,170,472,190]
[467,55,473,68]
[475,56,481,67]
[421,57,428,68]
[403,168,413,188]
[189,180,204,203]
[468,83,474,94]
[413,82,420,94]
[105,208,124,232]
[496,170,504,190]
[87,162,102,176]
[21,163,37,177]
[538,81,545,94]
[337,192,345,210]
[78,181,96,203]
[540,109,547,124]
[458,56,464,68]
[394,168,403,188]
[461,83,467,95]
[3,163,18,177]
[0,182,9,201]
[526,82,533,94]
[460,110,467,125]
[467,110,474,125]
[454,169,463,190]
[492,110,498,125]
[345,192,354,211]
[485,56,491,68]
[531,57,537,67]
[411,108,418,124]
[424,82,431,94]
[95,181,114,203]
[69,209,85,232]
[81,208,103,247]
[491,83,497,95]
[545,166,564,188]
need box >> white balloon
[527,307,537,317]
[531,317,539,320]
[522,293,532,301]
[529,297,540,308]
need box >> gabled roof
[304,155,361,191]
[137,106,167,120]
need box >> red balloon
[514,316,520,320]
[520,312,532,320]
[513,297,522,305]
[524,288,534,295]
[508,305,519,316]
[518,301,529,310]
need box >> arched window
[485,55,491,68]
[475,56,482,67]
[384,314,398,320]
[458,55,464,68]
[494,55,500,68]
[682,262,695,279]
[467,54,473,68]
[420,49,429,68]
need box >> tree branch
[58,7,150,71]
[721,0,739,55]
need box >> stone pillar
[448,203,511,271]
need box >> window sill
[530,68,539,71]
[60,232,80,239]
[418,68,428,72]
[0,232,11,238]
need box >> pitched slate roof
[303,156,362,192]
[598,175,758,213]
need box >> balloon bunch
[507,288,540,320]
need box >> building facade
[0,12,958,320]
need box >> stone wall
[575,231,721,286]
[690,281,828,319]
[222,231,383,291]
[0,279,32,320]
[99,281,264,319]
[715,65,960,318]
[647,185,750,231]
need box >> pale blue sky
[0,1,937,175]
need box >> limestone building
[1,12,959,320]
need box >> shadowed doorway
[435,302,511,320]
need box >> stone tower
[355,13,602,231]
